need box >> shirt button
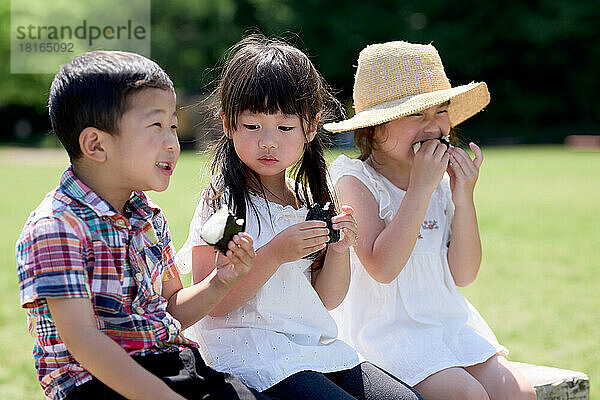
[116,219,126,227]
[135,273,143,282]
[135,306,145,315]
[168,324,177,334]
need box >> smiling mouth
[155,162,173,171]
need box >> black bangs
[221,40,322,132]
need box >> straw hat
[324,41,490,132]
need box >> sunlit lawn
[0,145,598,399]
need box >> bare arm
[312,205,358,309]
[446,143,484,286]
[336,177,429,283]
[47,298,184,400]
[193,221,330,316]
[164,233,255,328]
[337,141,449,283]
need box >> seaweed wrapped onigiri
[305,201,339,243]
[200,205,245,255]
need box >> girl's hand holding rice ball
[265,204,359,264]
[267,220,331,264]
[200,206,256,287]
[321,205,358,254]
[305,203,358,254]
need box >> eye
[437,109,448,114]
[408,112,423,117]
[171,124,178,130]
[151,122,162,128]
[278,125,295,132]
[243,124,260,130]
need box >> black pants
[263,362,423,400]
[66,347,270,399]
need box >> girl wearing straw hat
[325,41,536,400]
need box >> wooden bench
[513,362,590,400]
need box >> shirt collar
[59,166,160,222]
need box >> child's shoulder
[329,154,385,194]
[329,154,363,170]
[24,186,79,226]
[18,187,90,248]
[329,154,369,182]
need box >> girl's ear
[79,127,108,162]
[306,113,321,143]
[221,113,232,139]
[221,118,231,139]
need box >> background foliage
[1,0,599,145]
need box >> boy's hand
[327,205,358,254]
[447,142,483,206]
[410,139,450,196]
[270,220,329,264]
[215,232,255,288]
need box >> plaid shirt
[16,167,197,400]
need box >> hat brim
[324,82,490,133]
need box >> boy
[16,51,267,400]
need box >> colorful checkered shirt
[16,167,197,400]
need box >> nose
[164,128,180,152]
[259,128,277,149]
[422,115,442,136]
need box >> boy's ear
[79,127,109,162]
[306,113,321,143]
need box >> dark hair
[49,50,174,161]
[207,34,343,268]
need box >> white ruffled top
[178,186,360,391]
[328,155,508,386]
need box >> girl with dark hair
[178,34,422,400]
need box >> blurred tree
[0,1,54,112]
[1,0,599,144]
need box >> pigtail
[208,135,248,220]
[289,134,332,271]
[292,135,330,207]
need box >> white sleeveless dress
[178,187,360,391]
[328,155,507,386]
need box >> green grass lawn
[1,146,598,399]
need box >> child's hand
[215,233,255,288]
[410,139,450,195]
[270,220,330,264]
[447,142,483,206]
[327,205,358,254]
